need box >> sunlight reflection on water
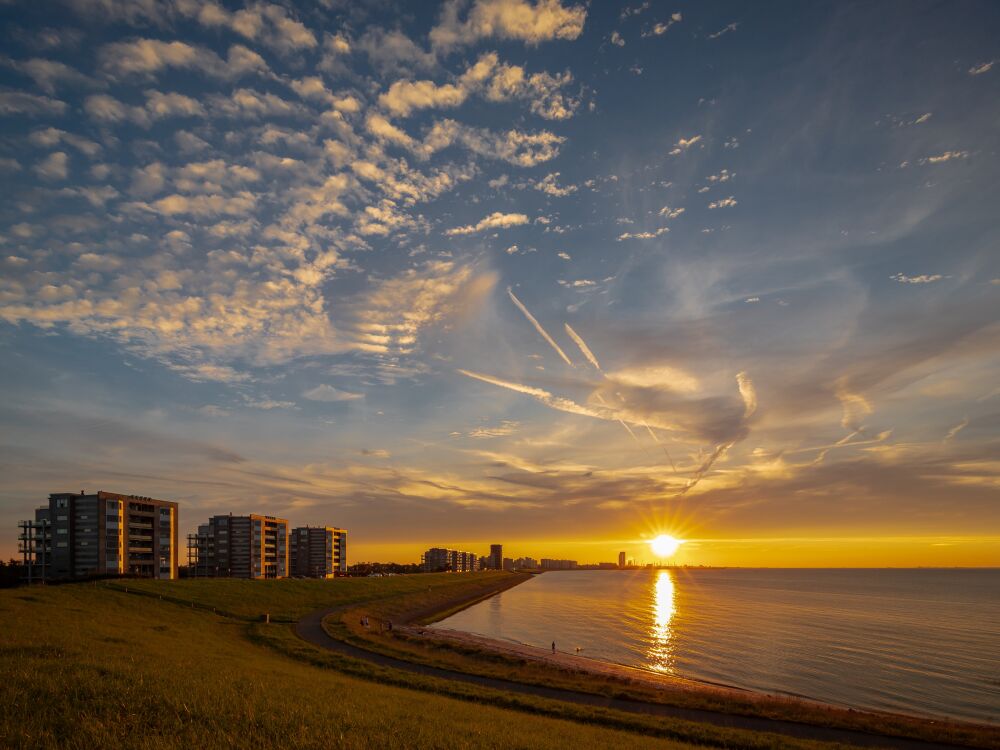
[648,569,676,673]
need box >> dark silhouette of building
[488,543,503,570]
[619,551,626,568]
[421,547,479,572]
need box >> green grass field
[0,582,711,750]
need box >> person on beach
[551,641,556,654]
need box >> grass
[105,570,523,622]
[1,583,710,750]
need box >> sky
[1,0,998,567]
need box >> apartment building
[187,514,288,579]
[18,491,178,580]
[290,526,347,578]
[421,547,480,573]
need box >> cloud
[534,172,576,196]
[708,196,738,209]
[890,273,947,284]
[379,79,468,117]
[618,227,669,240]
[707,22,739,39]
[97,39,268,80]
[33,151,69,180]
[610,31,625,47]
[0,91,66,116]
[564,323,600,370]
[446,211,529,235]
[968,61,994,76]
[303,384,364,402]
[658,206,685,219]
[4,57,95,94]
[355,27,436,76]
[668,134,701,155]
[921,151,969,164]
[431,0,587,52]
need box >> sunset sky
[1,0,998,567]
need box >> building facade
[421,547,480,572]
[18,491,178,580]
[187,514,288,579]
[619,551,627,568]
[290,526,347,578]
[488,544,503,570]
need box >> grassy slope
[1,583,701,750]
[109,571,523,622]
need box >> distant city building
[187,514,288,579]
[618,551,626,568]
[488,543,503,570]
[598,562,618,569]
[290,526,347,578]
[514,556,538,569]
[421,547,480,573]
[478,555,489,570]
[540,558,578,570]
[502,557,514,572]
[18,490,178,581]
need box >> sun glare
[650,535,682,557]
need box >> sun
[650,535,682,557]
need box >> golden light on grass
[650,535,682,557]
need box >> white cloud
[668,134,701,155]
[557,251,571,260]
[708,196,738,209]
[0,91,66,116]
[968,61,994,76]
[446,211,529,235]
[5,58,95,94]
[431,0,587,52]
[610,31,625,47]
[34,151,69,180]
[921,151,969,164]
[617,227,668,240]
[890,273,948,284]
[658,206,685,219]
[379,79,468,117]
[98,39,269,80]
[534,171,576,196]
[303,384,364,402]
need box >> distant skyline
[1,0,998,567]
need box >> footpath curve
[294,607,967,750]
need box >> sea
[432,568,1000,724]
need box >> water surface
[434,568,1000,723]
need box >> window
[56,515,67,521]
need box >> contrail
[458,369,607,421]
[643,422,677,472]
[565,323,600,370]
[507,287,574,367]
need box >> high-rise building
[187,514,288,579]
[488,543,503,570]
[290,526,347,578]
[502,557,514,572]
[618,551,626,568]
[18,491,178,580]
[421,547,480,572]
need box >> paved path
[295,608,968,750]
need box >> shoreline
[400,573,998,734]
